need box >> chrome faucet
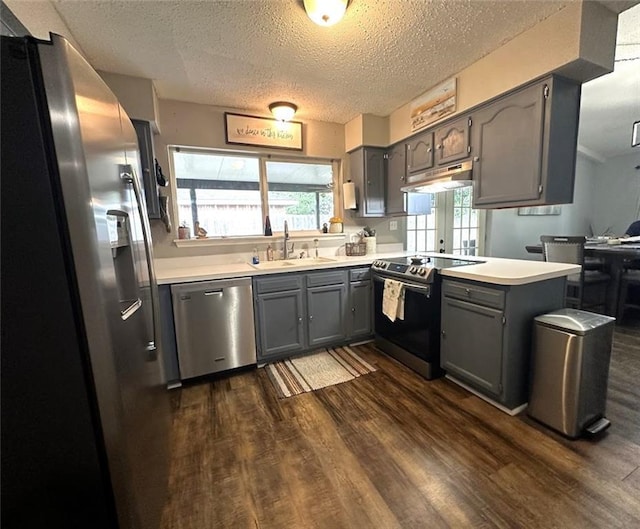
[283,220,291,259]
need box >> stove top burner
[371,255,481,282]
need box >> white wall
[485,154,597,260]
[148,98,403,258]
[386,1,616,146]
[590,152,640,236]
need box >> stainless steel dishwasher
[171,277,256,379]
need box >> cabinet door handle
[441,330,446,337]
[427,147,432,152]
[309,315,313,321]
[351,307,356,312]
[367,180,371,185]
[400,176,405,181]
[436,144,442,150]
[298,317,303,323]
[474,156,480,162]
[465,288,471,295]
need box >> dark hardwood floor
[160,320,640,529]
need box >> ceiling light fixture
[303,0,348,27]
[269,101,297,121]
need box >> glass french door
[406,187,484,255]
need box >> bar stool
[540,235,610,312]
[617,269,640,320]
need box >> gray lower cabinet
[254,268,371,362]
[472,75,580,208]
[349,147,386,217]
[255,288,306,359]
[349,280,372,338]
[440,277,566,410]
[441,297,504,398]
[254,275,306,360]
[307,283,348,347]
[348,267,372,339]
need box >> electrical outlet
[389,220,398,231]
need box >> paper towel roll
[343,181,356,210]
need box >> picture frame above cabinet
[131,119,161,220]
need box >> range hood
[401,160,473,194]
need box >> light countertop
[155,252,580,286]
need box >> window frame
[406,188,485,255]
[168,146,339,240]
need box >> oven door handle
[372,274,432,296]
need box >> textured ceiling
[30,0,572,124]
[578,3,640,159]
[7,0,638,159]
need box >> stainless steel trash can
[528,309,615,438]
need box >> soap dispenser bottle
[266,244,274,261]
[252,247,260,264]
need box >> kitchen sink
[250,257,335,269]
[250,260,296,270]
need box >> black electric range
[371,255,480,283]
[371,254,482,380]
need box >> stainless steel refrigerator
[1,34,170,529]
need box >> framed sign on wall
[224,112,303,151]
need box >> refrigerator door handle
[120,164,160,363]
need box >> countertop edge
[440,265,581,286]
[155,254,582,286]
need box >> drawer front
[254,274,302,294]
[349,267,371,282]
[442,280,505,310]
[306,270,347,287]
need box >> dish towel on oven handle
[382,278,405,322]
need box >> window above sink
[171,147,337,240]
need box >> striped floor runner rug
[265,346,376,398]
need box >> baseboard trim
[445,375,527,416]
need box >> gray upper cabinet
[472,76,580,209]
[434,116,471,166]
[385,142,407,216]
[131,119,161,220]
[349,147,386,217]
[406,130,434,175]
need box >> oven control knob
[409,266,417,274]
[418,268,426,276]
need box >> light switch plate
[389,220,398,231]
